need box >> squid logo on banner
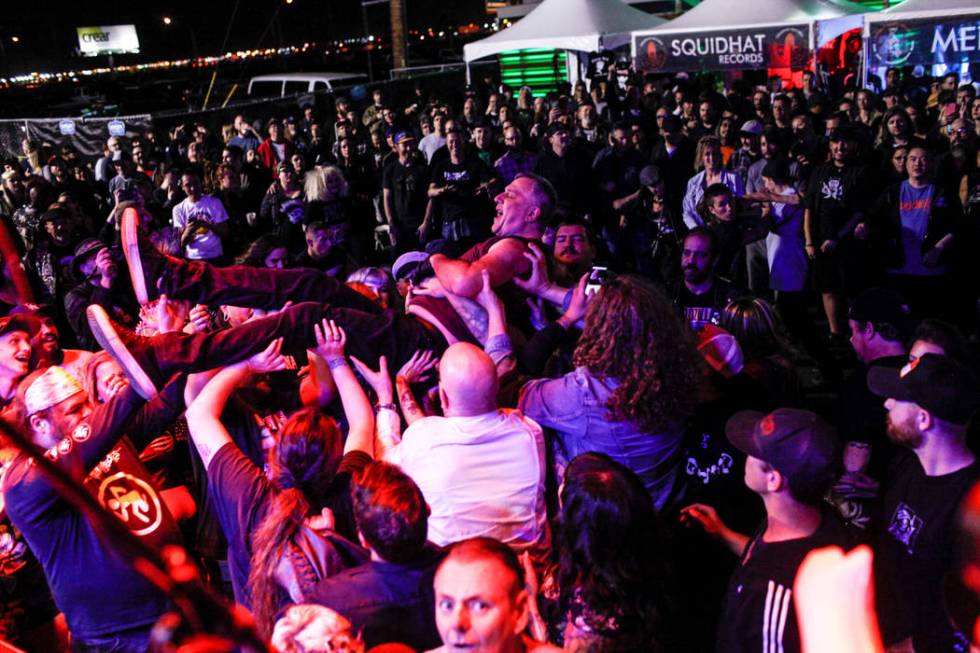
[634,25,808,73]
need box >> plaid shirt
[494,150,538,185]
[728,147,761,186]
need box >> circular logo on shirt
[98,472,162,536]
[57,438,73,456]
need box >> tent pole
[861,32,869,90]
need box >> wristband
[375,402,398,412]
[326,357,349,370]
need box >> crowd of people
[0,60,978,653]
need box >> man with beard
[9,304,91,381]
[551,219,596,287]
[868,354,980,653]
[0,314,63,653]
[670,228,740,331]
[3,363,186,652]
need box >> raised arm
[313,319,374,457]
[184,338,288,470]
[299,350,339,409]
[350,354,402,460]
[430,238,529,298]
[394,350,437,428]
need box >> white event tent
[463,0,665,80]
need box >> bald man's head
[438,343,499,417]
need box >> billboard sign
[77,25,140,57]
[870,14,980,68]
[634,24,809,73]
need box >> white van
[247,72,368,97]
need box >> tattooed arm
[443,291,489,344]
[395,350,438,427]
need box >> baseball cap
[38,207,71,227]
[9,303,55,320]
[828,124,859,143]
[393,131,416,145]
[697,324,743,378]
[392,251,430,282]
[868,353,980,425]
[740,119,764,136]
[639,165,662,187]
[848,287,912,336]
[0,314,41,339]
[726,408,839,491]
[546,122,570,138]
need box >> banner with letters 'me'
[634,25,810,73]
[869,15,980,68]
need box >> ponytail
[248,487,310,639]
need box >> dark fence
[0,68,469,161]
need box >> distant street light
[10,36,20,43]
[163,16,173,25]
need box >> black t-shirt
[383,158,430,227]
[805,162,869,243]
[587,51,616,80]
[2,388,183,641]
[709,220,750,282]
[873,451,979,652]
[717,510,852,653]
[684,375,769,534]
[207,443,372,606]
[430,158,494,224]
[672,277,741,331]
[838,355,907,480]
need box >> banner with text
[634,24,810,73]
[77,25,140,57]
[869,14,980,68]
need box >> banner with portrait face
[634,24,810,73]
[869,14,980,69]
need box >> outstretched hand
[246,338,289,374]
[679,503,728,538]
[397,350,438,385]
[314,319,347,362]
[350,355,393,399]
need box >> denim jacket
[518,367,687,511]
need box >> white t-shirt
[385,409,548,549]
[419,134,447,163]
[172,195,229,260]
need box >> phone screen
[585,266,608,295]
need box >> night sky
[2,0,487,75]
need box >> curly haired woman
[518,275,702,511]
